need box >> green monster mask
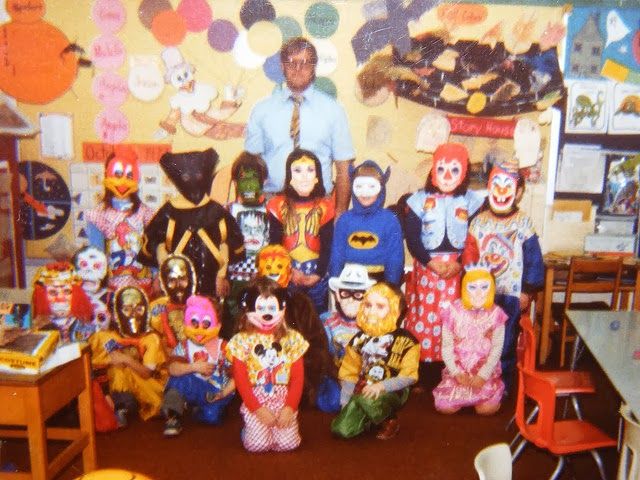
[237,167,263,206]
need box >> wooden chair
[512,365,616,480]
[559,257,623,367]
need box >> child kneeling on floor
[162,295,235,436]
[433,264,507,415]
[227,278,308,452]
[331,282,419,440]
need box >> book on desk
[0,330,82,374]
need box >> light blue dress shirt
[245,84,355,194]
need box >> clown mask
[160,254,195,305]
[289,156,318,197]
[356,284,401,337]
[236,168,263,206]
[430,143,469,193]
[352,176,381,207]
[488,169,518,214]
[103,147,140,200]
[247,294,286,333]
[75,247,107,291]
[461,267,495,310]
[114,286,148,338]
[256,245,292,287]
[183,295,219,345]
[46,281,73,318]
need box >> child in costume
[463,158,543,392]
[403,143,484,365]
[227,278,308,452]
[433,264,507,415]
[31,261,95,343]
[139,148,245,299]
[85,146,154,292]
[257,245,338,413]
[322,263,376,366]
[329,160,404,284]
[74,246,111,332]
[266,149,334,313]
[224,152,270,336]
[89,286,167,426]
[331,282,419,440]
[149,254,196,352]
[162,295,235,436]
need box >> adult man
[245,37,355,217]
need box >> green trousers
[331,388,410,438]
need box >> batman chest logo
[348,231,379,249]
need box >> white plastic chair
[474,443,513,480]
[619,404,640,480]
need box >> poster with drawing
[564,80,609,134]
[601,153,640,216]
[608,82,640,134]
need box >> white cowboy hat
[328,263,376,291]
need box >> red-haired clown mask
[104,147,140,199]
[488,165,518,214]
[183,295,219,345]
[36,262,80,318]
[431,143,469,193]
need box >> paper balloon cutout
[95,108,129,143]
[263,53,284,83]
[274,16,302,42]
[92,71,128,107]
[239,0,275,30]
[248,20,282,56]
[152,9,187,46]
[92,0,126,34]
[305,2,339,39]
[90,34,126,70]
[606,10,631,48]
[7,0,45,23]
[312,38,337,76]
[314,76,336,99]
[138,0,171,29]
[177,0,212,33]
[208,19,238,52]
[354,81,390,106]
[0,20,79,104]
[232,30,266,69]
[128,54,164,102]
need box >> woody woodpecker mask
[488,159,519,215]
[114,286,149,338]
[356,283,402,337]
[103,146,140,200]
[160,254,195,305]
[183,295,219,345]
[461,265,495,310]
[430,143,469,194]
[256,245,292,287]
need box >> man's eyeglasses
[283,59,316,70]
[338,289,365,300]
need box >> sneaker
[115,408,128,429]
[376,418,400,440]
[163,416,182,437]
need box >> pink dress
[433,300,507,410]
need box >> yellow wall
[14,0,565,258]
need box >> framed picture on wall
[601,152,640,216]
[564,80,610,134]
[608,82,640,134]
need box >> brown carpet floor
[1,356,622,480]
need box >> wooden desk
[0,347,97,479]
[537,254,640,365]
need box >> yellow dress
[89,330,168,420]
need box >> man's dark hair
[280,37,318,66]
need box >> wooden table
[566,310,640,417]
[0,346,97,479]
[537,253,640,365]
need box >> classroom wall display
[608,82,640,134]
[602,153,640,216]
[565,7,640,83]
[564,80,610,134]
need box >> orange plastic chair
[512,365,616,480]
[509,315,595,450]
[559,257,623,367]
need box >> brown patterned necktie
[290,95,302,148]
